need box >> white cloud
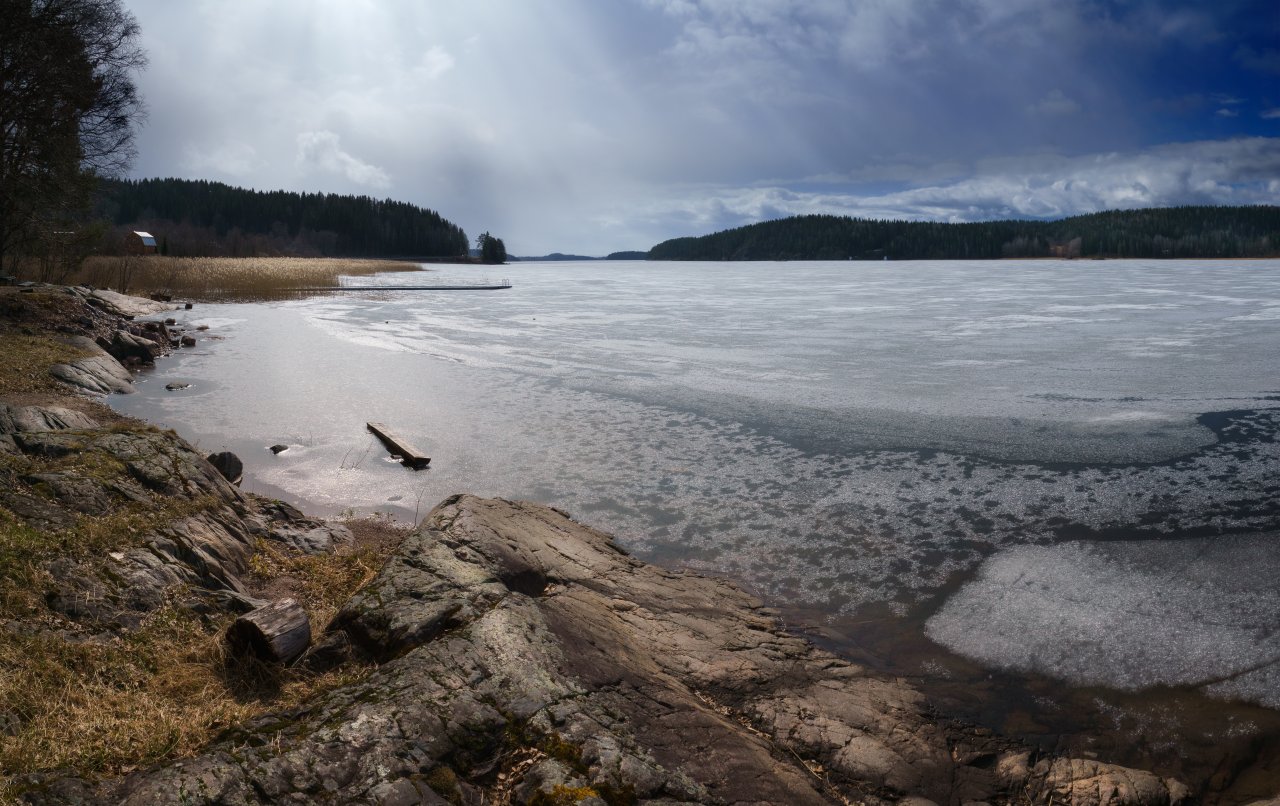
[1216,108,1240,118]
[295,131,391,189]
[1262,108,1280,120]
[635,137,1280,240]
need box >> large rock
[69,495,1187,806]
[206,451,244,485]
[80,287,174,318]
[48,336,134,394]
[101,328,162,365]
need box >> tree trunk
[227,598,311,664]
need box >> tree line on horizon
[647,205,1280,261]
[96,177,470,259]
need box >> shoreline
[0,284,1271,803]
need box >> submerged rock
[68,495,1187,806]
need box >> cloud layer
[123,0,1280,254]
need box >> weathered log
[227,598,311,664]
[366,421,431,469]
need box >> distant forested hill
[648,206,1280,261]
[96,178,469,258]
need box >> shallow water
[111,259,1280,786]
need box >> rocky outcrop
[56,495,1187,806]
[1,420,350,631]
[0,402,99,434]
[75,287,175,319]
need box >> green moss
[539,733,584,768]
[423,766,462,804]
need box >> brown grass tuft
[248,515,410,629]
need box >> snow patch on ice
[925,536,1280,707]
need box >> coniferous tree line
[647,206,1280,261]
[95,177,469,258]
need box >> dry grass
[0,606,370,799]
[0,333,93,396]
[0,513,405,801]
[68,256,424,301]
[248,536,387,629]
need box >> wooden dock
[366,422,431,469]
[299,282,511,292]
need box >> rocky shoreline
[0,285,1251,804]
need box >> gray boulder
[206,451,243,485]
[102,329,161,365]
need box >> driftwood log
[366,421,431,469]
[227,598,311,664]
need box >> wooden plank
[367,421,431,469]
[296,284,511,291]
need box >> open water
[110,259,1280,792]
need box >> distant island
[648,205,1280,261]
[513,251,650,261]
[511,252,599,262]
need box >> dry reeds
[68,256,425,301]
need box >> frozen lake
[111,259,1280,735]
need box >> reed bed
[71,256,425,301]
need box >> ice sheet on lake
[110,260,1280,707]
[925,536,1280,708]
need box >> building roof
[133,231,157,247]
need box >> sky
[122,0,1280,256]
